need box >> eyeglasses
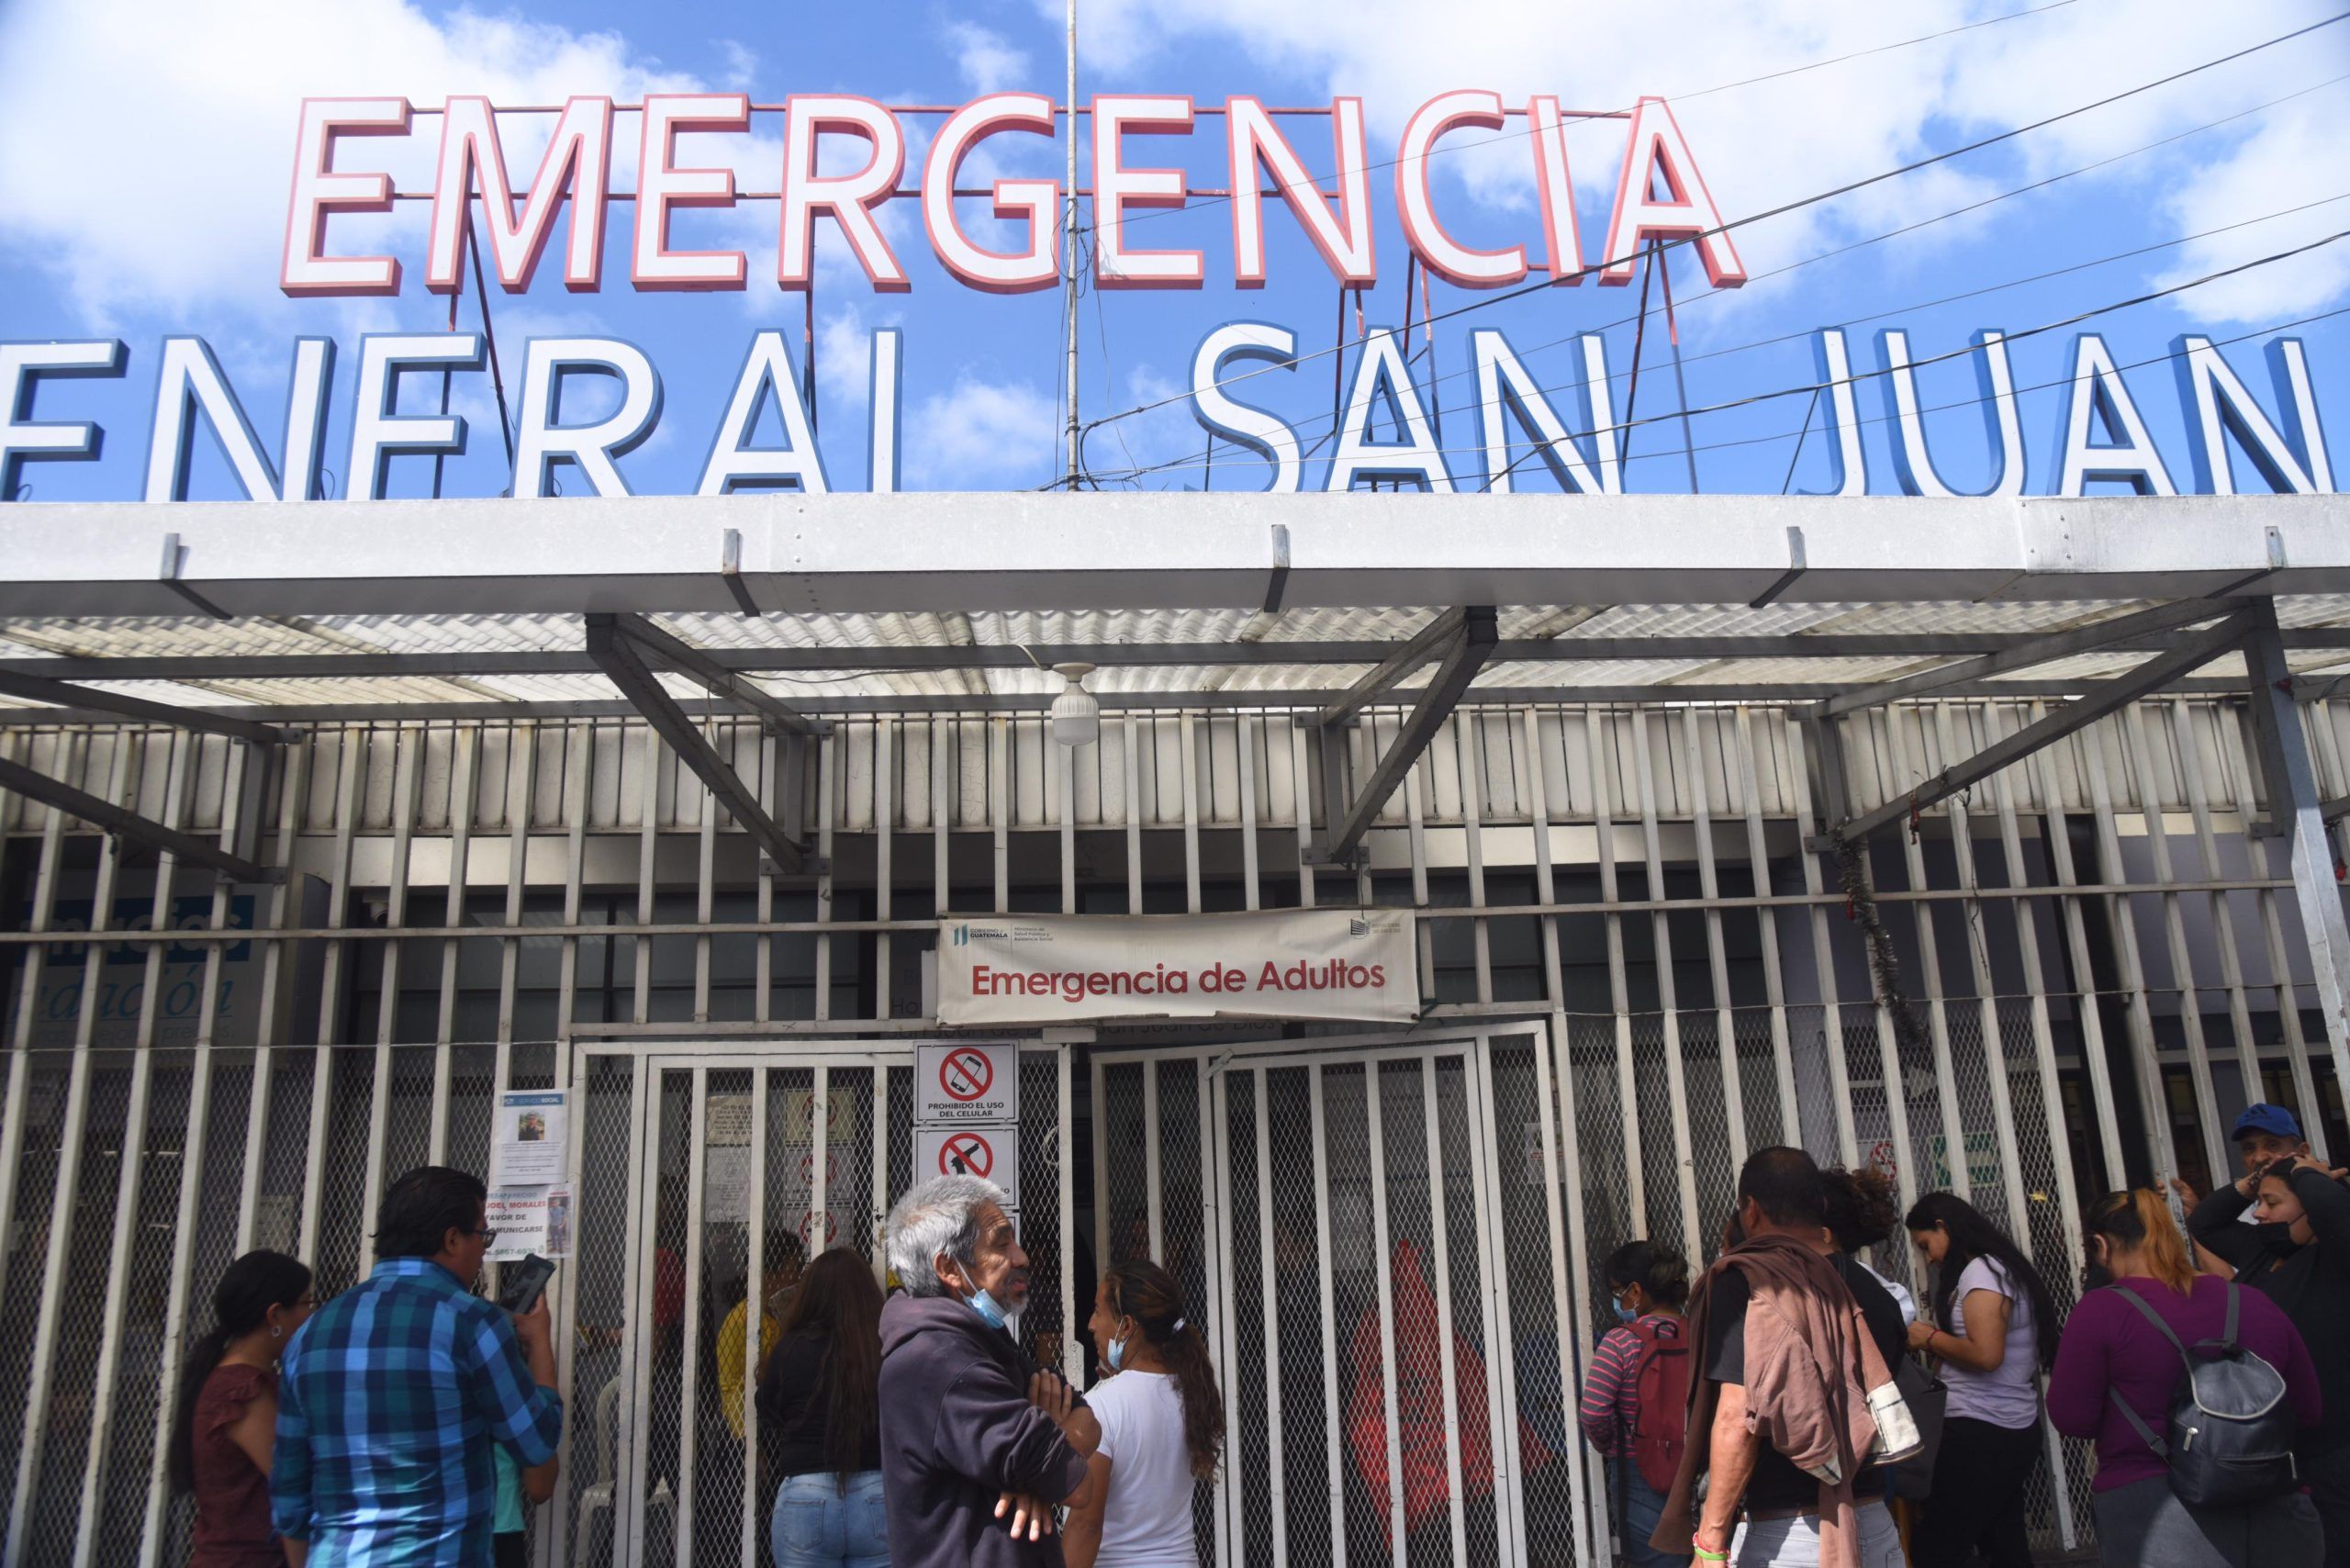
[463,1226,499,1246]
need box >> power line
[1070,11,2350,442]
[1072,192,2350,487]
[1070,231,2349,490]
[1102,0,2092,239]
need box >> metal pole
[1062,0,1080,489]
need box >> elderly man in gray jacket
[879,1173,1102,1568]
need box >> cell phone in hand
[500,1253,556,1316]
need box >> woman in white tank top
[1064,1260,1226,1568]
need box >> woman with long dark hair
[1576,1240,1691,1568]
[167,1250,316,1568]
[2050,1190,2322,1565]
[1065,1260,1225,1568]
[1904,1192,2061,1568]
[757,1248,888,1568]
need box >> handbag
[1885,1350,1948,1500]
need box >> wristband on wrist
[1695,1550,1729,1563]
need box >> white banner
[935,908,1418,1025]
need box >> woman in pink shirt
[2047,1188,2323,1566]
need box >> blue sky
[1,0,2345,503]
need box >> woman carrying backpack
[2188,1152,2350,1563]
[2049,1189,2322,1566]
[1577,1240,1692,1568]
[1904,1193,2061,1568]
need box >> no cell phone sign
[915,1125,1020,1209]
[915,1042,1019,1125]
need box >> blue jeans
[771,1470,890,1568]
[1609,1458,1689,1568]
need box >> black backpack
[2105,1282,2300,1507]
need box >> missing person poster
[492,1089,569,1186]
[487,1182,575,1260]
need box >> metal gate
[1094,1024,1595,1568]
[569,1043,1074,1568]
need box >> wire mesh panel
[568,1050,641,1568]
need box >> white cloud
[907,375,1058,486]
[946,21,1032,95]
[1042,0,2347,323]
[2154,99,2350,327]
[0,0,702,326]
[716,39,758,93]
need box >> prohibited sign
[915,1043,1019,1125]
[915,1125,1020,1208]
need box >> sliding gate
[1092,1023,1602,1568]
[567,1042,1075,1568]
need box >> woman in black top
[758,1248,888,1568]
[2188,1154,2350,1567]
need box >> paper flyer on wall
[487,1183,575,1261]
[492,1089,569,1186]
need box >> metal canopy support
[2242,601,2350,1074]
[588,612,819,736]
[1306,607,1497,865]
[582,617,811,872]
[1807,599,2232,721]
[1831,610,2257,844]
[0,671,288,745]
[0,754,276,883]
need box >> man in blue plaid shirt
[273,1166,564,1566]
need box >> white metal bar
[7,734,132,1567]
[1145,1057,1164,1256]
[0,729,67,1316]
[1253,1067,1288,1563]
[1465,1037,1526,1566]
[301,727,364,1263]
[743,1065,768,1568]
[1058,733,1077,915]
[1289,715,1317,908]
[694,719,718,1024]
[1587,711,1649,1234]
[1734,709,1802,1143]
[565,723,598,1043]
[1181,712,1203,913]
[1883,706,1973,1204]
[1057,1045,1078,1383]
[2077,711,2181,1181]
[1542,1009,1606,1566]
[1459,714,1495,1005]
[238,735,311,1251]
[361,728,423,1275]
[2167,700,2266,1115]
[434,733,479,1053]
[812,1062,830,1255]
[1687,710,1751,1170]
[75,734,193,1568]
[1204,1060,1238,1568]
[1361,1060,1406,1568]
[1630,708,1703,1260]
[1404,730,1434,1001]
[1238,713,1261,910]
[140,736,251,1568]
[877,718,895,1019]
[871,1060,892,1284]
[1090,1052,1109,1295]
[2026,712,2132,1185]
[1781,715,1863,1165]
[2224,702,2330,1162]
[675,1065,710,1568]
[1125,711,1144,914]
[1307,1063,1347,1568]
[620,1054,657,1563]
[990,717,1010,914]
[1419,1057,1470,1567]
[2121,703,2227,1182]
[814,727,836,1021]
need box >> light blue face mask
[1107,1329,1130,1372]
[1613,1295,1639,1325]
[968,1287,1012,1330]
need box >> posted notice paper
[492,1089,569,1186]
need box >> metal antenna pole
[1062,0,1081,488]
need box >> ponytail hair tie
[1170,1316,1186,1332]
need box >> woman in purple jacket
[2048,1189,2323,1566]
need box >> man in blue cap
[2236,1102,2314,1169]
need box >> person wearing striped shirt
[1579,1240,1693,1568]
[271,1167,563,1568]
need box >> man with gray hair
[879,1173,1102,1567]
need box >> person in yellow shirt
[717,1232,806,1439]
